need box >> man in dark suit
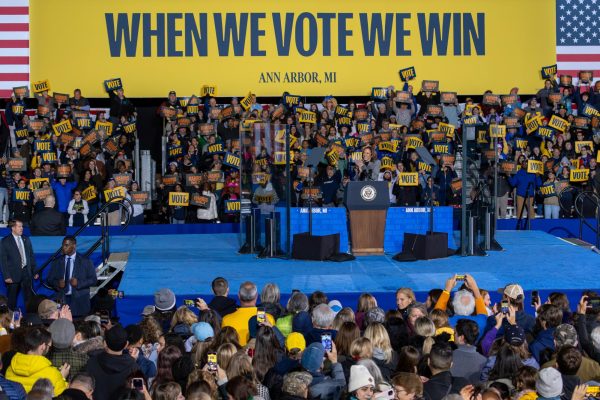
[47,236,97,317]
[0,219,37,309]
[30,195,66,236]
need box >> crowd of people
[0,275,598,400]
[158,75,600,225]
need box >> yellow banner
[29,0,556,97]
[168,191,190,206]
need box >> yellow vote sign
[29,0,556,97]
[104,186,126,202]
[397,172,419,186]
[168,192,190,206]
[570,169,589,183]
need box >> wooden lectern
[344,182,390,255]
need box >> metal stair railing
[32,197,133,294]
[574,191,600,249]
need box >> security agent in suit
[0,219,38,310]
[47,236,97,317]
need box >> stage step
[561,238,600,254]
[90,252,129,297]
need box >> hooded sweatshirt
[85,352,139,400]
[6,352,67,396]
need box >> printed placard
[199,123,216,136]
[371,87,388,101]
[207,171,224,183]
[53,93,69,104]
[421,80,439,92]
[354,109,369,120]
[549,115,569,132]
[103,138,119,155]
[252,172,269,184]
[104,77,123,92]
[537,127,555,139]
[104,186,126,202]
[482,93,501,106]
[440,92,457,104]
[298,110,316,124]
[359,132,373,146]
[168,192,189,206]
[500,161,518,175]
[504,116,520,128]
[52,119,73,136]
[219,105,235,121]
[14,128,29,140]
[440,154,456,167]
[489,125,506,138]
[81,185,97,202]
[283,93,301,107]
[570,168,590,182]
[515,139,528,149]
[225,200,241,213]
[11,104,25,116]
[162,174,178,186]
[395,91,411,104]
[427,105,443,117]
[501,95,518,106]
[34,139,53,153]
[161,106,177,119]
[438,122,456,139]
[525,115,542,135]
[540,183,557,198]
[450,179,462,193]
[33,187,53,201]
[429,131,446,142]
[37,105,50,118]
[575,141,593,154]
[273,151,289,165]
[431,142,451,155]
[223,152,241,169]
[28,120,45,132]
[13,86,29,98]
[59,132,76,146]
[76,117,92,131]
[573,117,589,130]
[7,158,27,172]
[185,174,204,187]
[29,178,49,190]
[201,85,218,97]
[527,160,544,175]
[130,191,150,204]
[397,172,419,186]
[463,116,478,126]
[31,79,51,94]
[399,66,416,81]
[582,104,600,118]
[548,93,562,104]
[56,164,72,178]
[336,116,352,127]
[207,143,224,154]
[13,189,31,202]
[113,173,132,187]
[240,91,253,111]
[541,64,557,79]
[378,141,396,153]
[190,193,211,208]
[418,161,432,173]
[123,123,137,134]
[405,135,424,149]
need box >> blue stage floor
[18,231,600,325]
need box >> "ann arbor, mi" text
[259,71,336,84]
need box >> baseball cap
[328,300,342,314]
[301,343,325,373]
[285,332,306,352]
[502,284,524,300]
[504,325,525,346]
[554,324,578,347]
[282,372,312,397]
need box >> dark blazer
[0,234,36,283]
[47,253,97,316]
[30,207,66,236]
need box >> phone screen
[257,307,266,324]
[501,301,509,314]
[207,352,218,371]
[321,333,332,352]
[531,291,539,306]
[12,311,20,321]
[132,378,144,391]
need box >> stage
[4,230,598,325]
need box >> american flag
[556,0,600,84]
[0,0,28,99]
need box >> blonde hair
[226,352,258,384]
[216,343,237,371]
[332,307,355,331]
[357,293,378,313]
[414,316,436,355]
[170,306,198,331]
[364,323,393,363]
[429,309,450,329]
[350,337,373,360]
[191,338,214,369]
[396,288,416,303]
[186,370,219,400]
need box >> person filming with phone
[47,236,98,318]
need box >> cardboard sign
[130,191,150,204]
[84,130,100,144]
[504,116,520,128]
[11,104,24,116]
[573,117,589,130]
[527,160,544,175]
[113,173,132,187]
[29,178,49,190]
[76,117,92,131]
[103,138,119,155]
[104,186,126,202]
[570,168,589,182]
[397,172,419,186]
[438,122,456,139]
[418,161,432,173]
[582,104,600,118]
[162,174,178,186]
[354,109,369,120]
[59,132,76,146]
[405,135,424,149]
[161,106,177,119]
[207,171,224,183]
[223,152,241,169]
[537,127,555,139]
[52,119,73,136]
[298,110,316,124]
[207,143,224,154]
[283,93,301,107]
[7,158,26,172]
[31,79,51,93]
[53,93,69,104]
[399,66,416,81]
[28,120,45,132]
[421,80,439,92]
[13,189,31,202]
[123,123,137,134]
[541,64,557,79]
[13,86,29,98]
[190,193,211,208]
[451,179,462,193]
[575,141,593,154]
[104,78,123,92]
[549,115,569,132]
[516,139,528,149]
[201,85,218,97]
[371,87,388,101]
[15,128,29,140]
[395,91,412,104]
[33,187,53,201]
[81,185,97,201]
[252,172,269,184]
[185,174,204,187]
[489,125,506,139]
[440,92,457,104]
[427,105,443,117]
[501,95,518,106]
[540,183,557,198]
[482,93,501,106]
[224,200,241,213]
[240,91,253,111]
[168,192,189,206]
[199,123,216,136]
[56,164,72,178]
[500,161,518,175]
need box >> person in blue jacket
[508,160,542,230]
[51,176,78,221]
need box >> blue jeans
[544,204,560,219]
[0,188,7,222]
